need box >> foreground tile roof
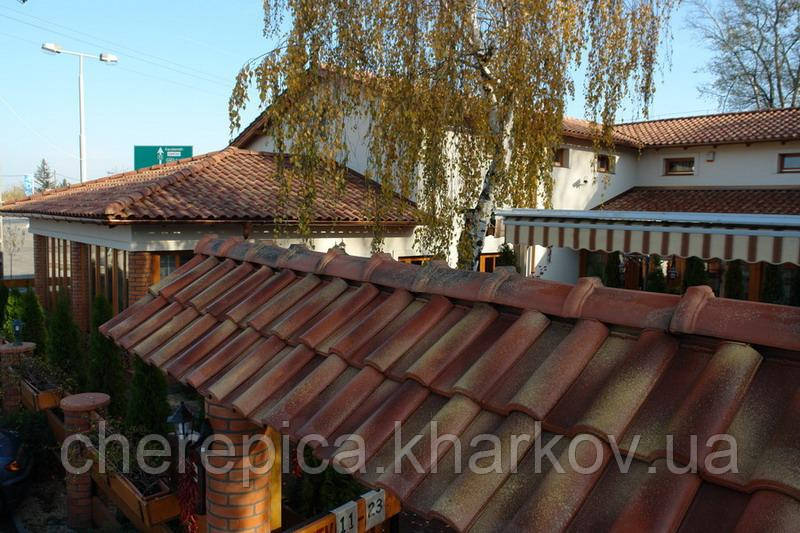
[0,148,418,225]
[614,107,800,147]
[102,237,800,531]
[596,187,800,215]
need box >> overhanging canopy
[498,209,800,265]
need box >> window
[779,153,800,173]
[595,154,614,173]
[398,255,431,266]
[664,157,695,175]
[553,148,569,168]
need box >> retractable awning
[498,209,800,265]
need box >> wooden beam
[291,490,401,533]
[112,249,119,314]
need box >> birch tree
[230,0,675,269]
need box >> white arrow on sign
[156,147,164,164]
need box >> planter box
[45,409,67,444]
[85,438,179,528]
[108,471,179,528]
[19,378,61,412]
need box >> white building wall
[635,141,800,187]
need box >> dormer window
[664,157,695,175]
[596,154,614,173]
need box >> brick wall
[205,400,271,532]
[127,251,152,305]
[70,242,90,331]
[33,234,47,307]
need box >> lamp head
[167,401,194,439]
[99,53,118,64]
[41,42,62,54]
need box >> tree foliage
[126,357,169,435]
[603,252,624,288]
[230,0,675,268]
[33,158,56,192]
[690,0,800,110]
[87,295,127,417]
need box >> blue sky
[0,1,715,188]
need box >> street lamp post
[41,43,118,183]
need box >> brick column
[61,392,110,529]
[70,242,90,331]
[33,235,48,307]
[0,342,35,413]
[128,251,153,305]
[205,400,272,533]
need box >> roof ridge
[0,150,224,209]
[101,148,236,219]
[196,237,800,353]
[614,106,799,127]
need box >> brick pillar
[61,392,111,529]
[70,242,90,331]
[33,235,48,307]
[0,342,35,413]
[205,400,271,533]
[127,251,152,305]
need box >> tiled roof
[614,107,800,147]
[561,116,643,148]
[596,187,800,215]
[234,108,800,151]
[0,148,418,225]
[102,237,800,532]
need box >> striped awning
[498,209,800,265]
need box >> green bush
[3,289,47,356]
[684,257,710,289]
[760,264,784,304]
[0,285,8,330]
[3,288,22,340]
[603,252,623,288]
[0,410,59,482]
[495,243,519,272]
[645,255,667,293]
[126,357,169,435]
[724,260,745,300]
[46,292,83,386]
[87,295,127,417]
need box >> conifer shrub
[724,260,745,300]
[603,252,623,288]
[645,255,667,293]
[125,356,169,435]
[46,292,83,386]
[760,263,784,304]
[684,257,710,289]
[87,295,127,417]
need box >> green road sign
[134,145,193,169]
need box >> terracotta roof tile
[104,238,800,531]
[1,148,419,224]
[597,186,800,216]
[613,107,800,147]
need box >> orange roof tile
[0,147,418,225]
[234,108,800,151]
[102,236,800,531]
[596,187,800,215]
[615,107,800,147]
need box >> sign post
[134,146,192,169]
